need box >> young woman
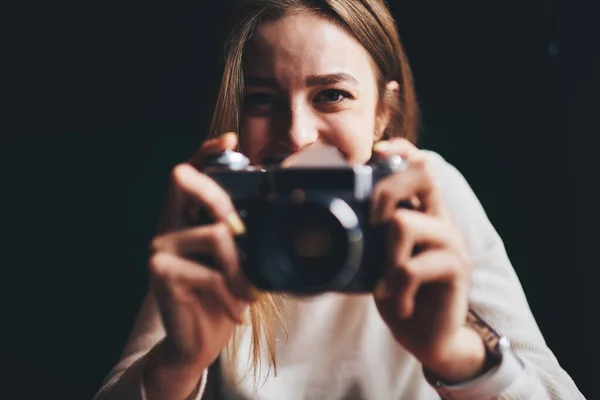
[95,1,584,399]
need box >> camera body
[202,150,407,295]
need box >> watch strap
[424,309,525,400]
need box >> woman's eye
[244,93,274,107]
[315,89,351,104]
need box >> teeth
[281,140,348,168]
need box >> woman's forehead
[243,13,375,82]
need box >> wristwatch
[424,309,525,400]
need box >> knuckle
[372,183,383,198]
[390,137,411,147]
[150,236,168,254]
[376,187,391,205]
[210,222,231,244]
[208,272,227,291]
[148,252,172,280]
[419,159,437,185]
[451,251,471,278]
[422,160,433,175]
[392,209,411,230]
[447,255,461,275]
[412,152,427,166]
[412,156,429,176]
[372,184,391,206]
[449,232,471,265]
[170,163,191,187]
[401,261,417,278]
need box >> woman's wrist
[143,339,208,400]
[422,326,489,384]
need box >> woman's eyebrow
[306,73,359,87]
[244,73,359,87]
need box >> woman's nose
[280,104,319,152]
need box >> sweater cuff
[424,344,524,400]
[139,359,208,400]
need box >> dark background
[1,1,597,399]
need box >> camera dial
[204,150,250,170]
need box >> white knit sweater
[94,151,585,400]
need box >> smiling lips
[281,140,349,169]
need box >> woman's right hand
[144,133,257,399]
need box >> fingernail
[374,280,389,300]
[225,213,246,236]
[373,141,390,152]
[222,132,238,143]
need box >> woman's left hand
[371,138,487,383]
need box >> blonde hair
[208,0,420,384]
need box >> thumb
[189,132,239,169]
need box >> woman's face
[240,12,389,165]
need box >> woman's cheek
[324,122,374,164]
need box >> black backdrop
[1,1,597,399]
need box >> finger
[152,223,238,270]
[150,252,246,324]
[405,249,468,283]
[371,151,445,223]
[170,163,245,235]
[385,268,421,320]
[388,209,468,296]
[189,132,239,168]
[379,249,465,319]
[374,209,422,303]
[374,209,457,302]
[388,209,458,266]
[372,137,419,160]
[151,223,257,301]
[372,138,441,218]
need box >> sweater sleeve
[425,151,585,400]
[93,291,208,400]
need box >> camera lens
[247,194,364,294]
[283,202,348,285]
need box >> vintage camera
[201,150,408,295]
